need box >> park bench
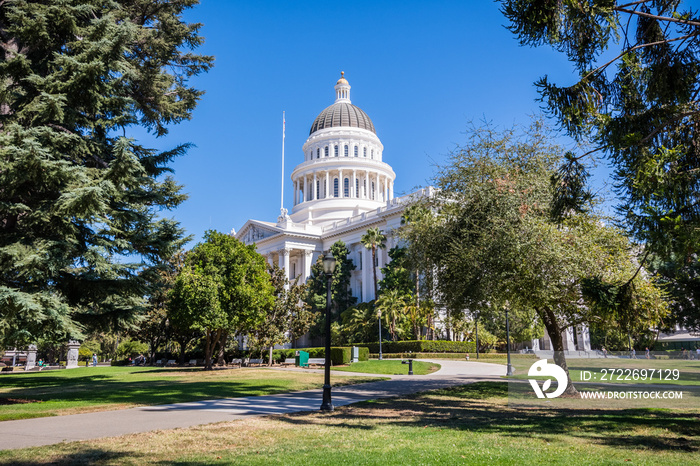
[308,358,325,366]
[166,360,176,366]
[188,359,198,366]
[247,358,263,366]
[155,359,163,366]
[229,358,243,367]
[282,358,295,365]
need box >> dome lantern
[334,71,351,103]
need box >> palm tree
[360,227,386,300]
[361,227,387,357]
[376,289,408,341]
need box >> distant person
[645,347,650,359]
[602,347,607,358]
[92,353,98,367]
[696,347,700,360]
[630,348,636,359]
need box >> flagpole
[281,111,285,212]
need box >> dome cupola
[309,72,376,135]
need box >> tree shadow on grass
[0,448,143,466]
[274,382,700,452]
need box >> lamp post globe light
[320,252,337,411]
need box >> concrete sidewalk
[0,359,504,451]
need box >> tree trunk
[216,331,229,366]
[540,308,577,395]
[204,329,222,370]
[268,345,273,367]
[372,246,378,299]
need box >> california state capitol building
[235,73,591,354]
[234,73,427,347]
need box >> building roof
[309,102,376,135]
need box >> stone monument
[25,344,37,370]
[66,340,80,369]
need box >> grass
[508,357,700,387]
[1,381,698,465]
[0,366,383,421]
[331,360,441,375]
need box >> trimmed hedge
[358,340,477,354]
[272,346,367,365]
[358,346,370,362]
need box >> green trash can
[295,350,309,367]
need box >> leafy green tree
[303,241,356,340]
[361,228,387,300]
[0,0,212,347]
[501,0,700,278]
[169,231,274,370]
[375,289,408,341]
[401,121,668,394]
[378,246,414,297]
[340,302,377,343]
[250,264,309,365]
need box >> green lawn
[2,381,698,465]
[0,366,382,421]
[508,357,700,386]
[331,360,440,375]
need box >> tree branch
[615,7,700,27]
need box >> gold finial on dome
[336,71,349,85]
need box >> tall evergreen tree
[501,1,700,260]
[303,241,356,339]
[0,0,212,347]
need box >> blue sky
[136,1,613,246]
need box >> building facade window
[334,145,339,157]
[363,179,367,197]
[363,147,367,157]
[344,178,349,197]
[316,180,320,199]
[371,149,374,159]
[371,181,375,200]
[344,145,349,157]
[316,148,320,159]
[334,178,339,197]
[355,178,359,197]
[354,146,358,157]
[325,146,329,157]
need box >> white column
[365,170,370,199]
[313,172,317,200]
[325,171,329,199]
[279,248,290,289]
[362,247,371,301]
[389,180,394,200]
[339,169,344,198]
[303,250,313,281]
[294,178,298,205]
[267,254,274,267]
[384,176,388,202]
[352,170,357,198]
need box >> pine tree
[0,1,212,347]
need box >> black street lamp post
[320,252,336,411]
[506,305,514,376]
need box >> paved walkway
[0,359,504,451]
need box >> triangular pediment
[236,220,281,244]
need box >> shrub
[357,346,369,361]
[358,340,477,354]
